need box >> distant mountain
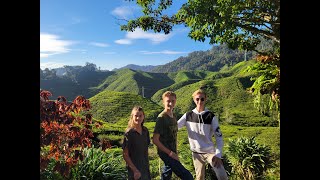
[112,64,158,72]
[151,44,255,73]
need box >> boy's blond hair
[162,91,176,100]
[192,89,207,98]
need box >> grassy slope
[92,69,175,98]
[164,60,278,127]
[44,60,276,127]
[133,71,174,98]
[93,69,140,95]
[89,90,163,125]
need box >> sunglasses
[196,98,205,102]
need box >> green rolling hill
[89,90,163,125]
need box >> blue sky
[40,0,213,71]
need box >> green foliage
[225,137,272,180]
[122,0,279,52]
[40,158,65,180]
[244,62,280,121]
[70,147,127,180]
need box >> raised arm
[177,113,187,130]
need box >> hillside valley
[41,44,278,127]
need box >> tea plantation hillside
[91,69,175,98]
[152,60,277,127]
[89,90,163,125]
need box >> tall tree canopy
[121,0,280,118]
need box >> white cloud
[89,42,109,47]
[111,6,134,19]
[40,53,50,58]
[115,39,132,45]
[115,28,172,45]
[127,28,171,44]
[40,33,74,58]
[139,50,188,55]
[40,62,66,70]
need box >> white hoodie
[177,108,223,158]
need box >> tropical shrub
[70,147,126,179]
[225,136,272,180]
[40,90,108,178]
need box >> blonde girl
[122,106,151,180]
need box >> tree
[84,62,97,72]
[121,0,280,118]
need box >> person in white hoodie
[177,89,228,180]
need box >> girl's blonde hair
[125,105,145,133]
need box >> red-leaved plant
[40,90,97,177]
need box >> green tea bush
[225,136,272,180]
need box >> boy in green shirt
[153,91,193,180]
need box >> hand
[133,170,141,180]
[169,151,179,161]
[212,156,223,168]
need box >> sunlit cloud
[115,39,132,45]
[40,33,74,58]
[111,6,134,19]
[40,53,50,58]
[127,28,171,44]
[139,50,188,55]
[115,28,172,45]
[89,42,109,47]
[40,62,66,69]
